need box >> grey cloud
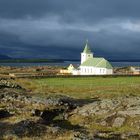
[0,0,140,59]
[0,0,140,20]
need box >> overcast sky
[0,0,140,59]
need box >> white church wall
[72,70,81,75]
[79,66,113,75]
[80,66,104,75]
[106,69,113,75]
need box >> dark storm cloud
[0,0,140,20]
[0,0,140,59]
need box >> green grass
[3,76,140,139]
[17,76,140,99]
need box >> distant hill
[0,54,11,60]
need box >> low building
[60,64,75,75]
[130,67,140,75]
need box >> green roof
[81,57,113,69]
[67,64,75,71]
[83,40,92,53]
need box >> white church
[72,41,113,75]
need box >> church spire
[81,40,93,64]
[83,39,91,53]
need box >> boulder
[45,95,77,110]
[112,117,125,127]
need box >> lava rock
[41,109,64,123]
[0,109,11,119]
[45,95,77,111]
[73,132,92,140]
[0,80,22,89]
[31,109,42,116]
[13,120,46,137]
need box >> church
[72,41,113,75]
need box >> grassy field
[17,76,140,99]
[1,76,140,139]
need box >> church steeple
[83,40,91,53]
[81,40,93,64]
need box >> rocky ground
[0,79,140,140]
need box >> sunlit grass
[16,76,140,99]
